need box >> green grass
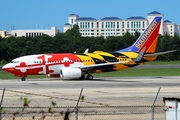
[1,68,180,80]
[93,68,180,77]
[145,60,180,65]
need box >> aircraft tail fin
[117,16,162,53]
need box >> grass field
[0,67,180,80]
[145,60,180,64]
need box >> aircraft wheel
[86,75,93,80]
[21,75,27,81]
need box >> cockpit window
[10,61,19,63]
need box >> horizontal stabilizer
[144,50,177,57]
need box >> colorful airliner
[2,16,176,81]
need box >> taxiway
[0,76,180,107]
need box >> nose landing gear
[21,75,27,81]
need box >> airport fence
[0,105,165,120]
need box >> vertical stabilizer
[117,16,162,53]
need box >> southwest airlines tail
[117,16,162,53]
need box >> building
[10,26,60,37]
[163,20,180,36]
[64,11,180,38]
[0,30,6,38]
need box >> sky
[1,0,180,32]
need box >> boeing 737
[2,16,176,81]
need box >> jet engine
[60,68,82,79]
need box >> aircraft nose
[2,64,8,70]
[2,64,11,71]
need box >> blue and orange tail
[117,16,162,53]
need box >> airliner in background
[2,16,176,81]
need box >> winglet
[133,47,146,62]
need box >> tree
[65,24,81,38]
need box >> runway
[0,76,180,107]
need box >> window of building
[136,22,138,28]
[80,22,82,29]
[131,22,133,28]
[91,22,94,29]
[85,22,87,29]
[122,22,124,28]
[133,22,136,28]
[117,22,119,28]
[102,22,104,28]
[82,22,84,29]
[108,22,110,28]
[88,22,90,29]
[26,33,28,37]
[111,22,113,28]
[139,21,141,28]
[97,22,99,28]
[71,19,73,24]
[142,21,145,28]
[113,22,115,28]
[127,22,129,28]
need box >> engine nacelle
[60,68,82,79]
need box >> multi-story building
[163,20,180,36]
[10,26,60,37]
[64,11,180,38]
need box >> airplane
[2,16,176,81]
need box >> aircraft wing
[80,47,146,71]
[80,60,132,71]
[144,50,177,57]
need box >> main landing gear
[79,74,93,80]
[86,74,93,80]
[21,75,27,81]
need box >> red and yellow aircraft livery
[2,16,176,81]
